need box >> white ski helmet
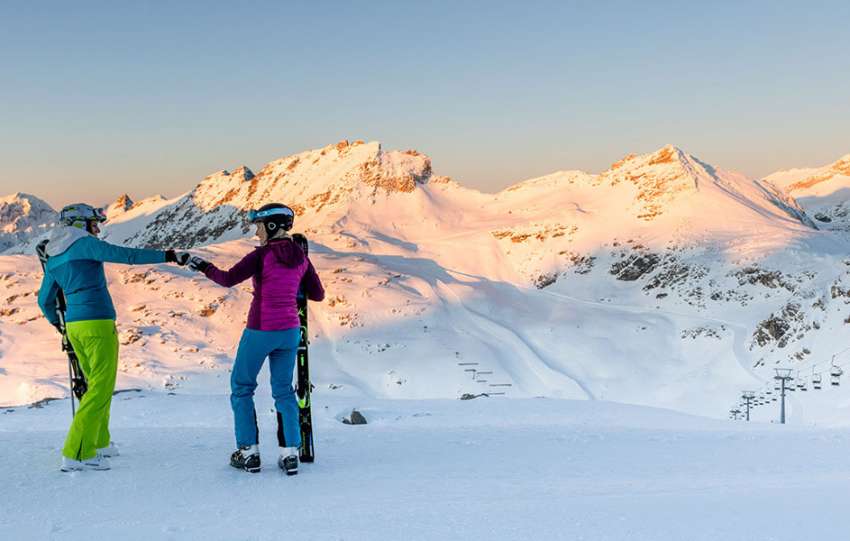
[60,203,107,230]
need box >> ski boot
[97,441,120,458]
[61,455,111,472]
[278,447,299,476]
[230,444,261,473]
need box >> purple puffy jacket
[203,238,325,331]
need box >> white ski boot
[278,447,299,476]
[61,455,111,472]
[97,441,119,458]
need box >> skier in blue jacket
[38,203,190,471]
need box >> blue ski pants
[231,327,301,448]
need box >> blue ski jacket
[38,227,167,325]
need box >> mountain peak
[115,193,134,207]
[610,145,687,169]
[106,194,136,219]
[830,153,850,175]
[600,145,700,220]
[0,193,57,253]
[0,192,52,207]
[651,144,686,162]
[203,166,254,184]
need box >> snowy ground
[4,390,850,541]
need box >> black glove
[188,256,210,272]
[165,250,191,266]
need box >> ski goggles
[247,206,295,223]
[91,207,107,222]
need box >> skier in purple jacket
[187,203,324,474]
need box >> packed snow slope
[4,394,850,541]
[4,141,850,423]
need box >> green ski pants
[62,319,119,461]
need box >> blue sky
[1,1,849,208]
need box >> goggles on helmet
[247,206,295,223]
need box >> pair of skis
[292,233,315,463]
[35,240,88,417]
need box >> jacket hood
[267,237,306,268]
[46,226,91,257]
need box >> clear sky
[1,1,849,209]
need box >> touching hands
[188,256,211,272]
[166,249,209,271]
[165,250,192,266]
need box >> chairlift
[813,372,823,390]
[831,362,843,387]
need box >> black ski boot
[230,445,261,473]
[278,447,299,476]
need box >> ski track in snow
[437,280,594,399]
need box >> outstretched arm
[203,249,262,288]
[78,236,167,265]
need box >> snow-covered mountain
[0,193,57,254]
[765,154,850,230]
[105,194,135,220]
[4,141,850,425]
[104,140,436,249]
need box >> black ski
[292,233,315,463]
[35,240,87,416]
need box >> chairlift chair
[832,365,843,387]
[813,372,823,390]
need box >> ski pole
[68,355,76,417]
